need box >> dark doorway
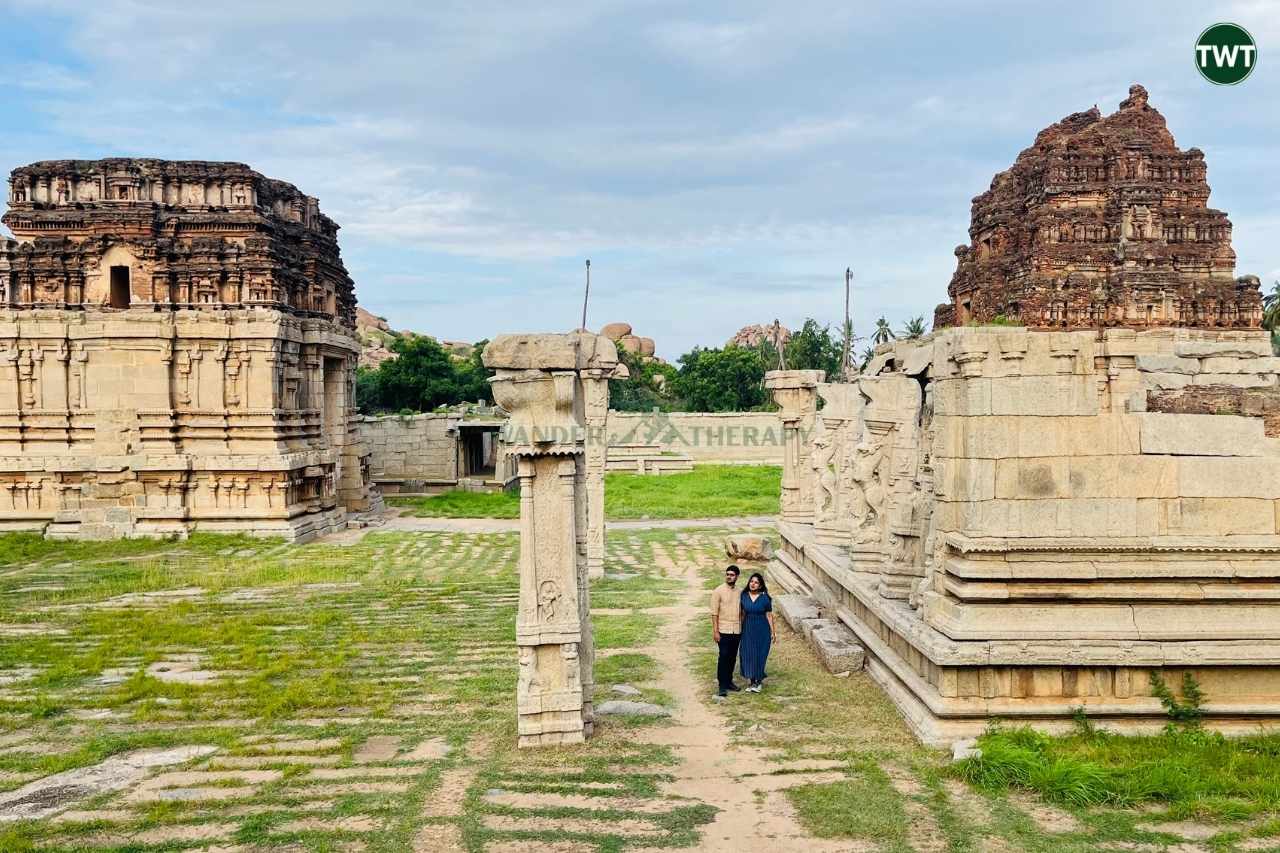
[109,266,131,308]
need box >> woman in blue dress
[738,572,776,692]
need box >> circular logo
[1196,23,1257,85]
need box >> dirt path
[632,557,871,852]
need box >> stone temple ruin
[0,159,375,539]
[771,86,1280,744]
[935,85,1262,330]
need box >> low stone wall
[605,411,783,465]
[359,414,460,488]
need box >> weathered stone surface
[487,333,612,747]
[728,321,791,349]
[595,700,670,717]
[810,623,865,674]
[725,533,773,561]
[935,85,1261,330]
[774,594,820,633]
[0,158,375,540]
[776,322,1280,744]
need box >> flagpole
[842,267,853,380]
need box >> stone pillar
[485,332,617,747]
[765,370,824,525]
[579,359,614,581]
[812,382,864,546]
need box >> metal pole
[581,259,591,331]
[842,267,853,380]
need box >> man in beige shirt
[710,564,743,697]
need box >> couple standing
[709,564,776,698]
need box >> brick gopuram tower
[936,84,1263,330]
[0,159,375,539]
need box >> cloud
[0,0,1276,358]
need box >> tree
[900,315,927,339]
[356,335,494,414]
[872,316,895,346]
[859,346,875,369]
[1263,280,1280,331]
[609,349,680,412]
[784,319,843,377]
[671,345,768,412]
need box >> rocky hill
[355,307,475,369]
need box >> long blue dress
[739,591,773,682]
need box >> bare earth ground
[0,525,1276,852]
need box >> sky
[1,0,1277,359]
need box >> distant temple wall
[604,411,784,465]
[361,409,783,492]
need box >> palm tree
[872,316,895,346]
[859,346,875,368]
[1263,280,1280,332]
[900,315,927,339]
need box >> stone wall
[768,327,1280,744]
[605,411,783,465]
[360,414,462,487]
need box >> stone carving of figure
[849,438,885,543]
[562,643,580,693]
[811,430,838,522]
[518,647,540,695]
[538,579,561,622]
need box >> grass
[789,769,911,851]
[389,464,781,520]
[605,464,780,519]
[958,723,1280,819]
[0,527,717,852]
[387,489,519,518]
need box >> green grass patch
[388,465,780,520]
[604,464,780,519]
[388,489,519,518]
[957,724,1280,818]
[788,769,910,850]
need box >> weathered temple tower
[0,158,374,539]
[936,85,1262,329]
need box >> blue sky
[2,0,1277,358]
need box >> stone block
[1138,413,1266,456]
[1177,458,1280,499]
[810,623,865,674]
[990,375,1099,416]
[802,616,837,643]
[1175,339,1273,358]
[774,594,821,633]
[1137,354,1200,374]
[1193,373,1277,389]
[1161,497,1275,536]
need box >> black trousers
[716,632,741,689]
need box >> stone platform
[766,326,1280,746]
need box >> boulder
[601,322,632,341]
[774,594,820,633]
[725,534,774,561]
[638,337,656,356]
[611,684,641,696]
[811,622,865,674]
[618,334,642,354]
[596,700,670,717]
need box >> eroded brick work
[936,85,1262,330]
[0,159,374,540]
